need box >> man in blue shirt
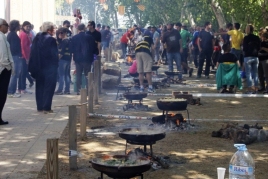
[191,26,201,68]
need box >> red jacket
[19,30,32,60]
[120,32,131,44]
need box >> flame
[126,149,132,155]
[170,113,175,117]
[102,155,111,160]
[127,56,134,63]
[176,119,180,126]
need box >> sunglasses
[59,32,65,34]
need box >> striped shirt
[135,36,153,55]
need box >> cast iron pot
[123,92,147,101]
[119,128,166,144]
[91,155,151,178]
[157,98,188,111]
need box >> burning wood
[211,123,268,145]
[128,148,170,169]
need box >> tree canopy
[55,0,268,31]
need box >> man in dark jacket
[70,23,97,94]
[28,21,58,114]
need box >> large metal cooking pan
[164,71,182,76]
[123,92,147,101]
[157,98,188,111]
[119,128,166,144]
[91,155,151,178]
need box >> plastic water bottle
[229,144,255,179]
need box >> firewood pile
[101,62,121,89]
[212,123,268,145]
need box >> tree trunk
[186,9,196,27]
[114,10,118,28]
[211,0,226,29]
[261,0,268,25]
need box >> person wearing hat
[176,23,193,77]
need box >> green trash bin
[73,73,87,93]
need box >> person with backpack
[243,24,261,94]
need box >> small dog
[111,52,120,62]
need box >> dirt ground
[37,63,268,179]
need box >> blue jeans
[120,43,127,58]
[8,56,22,94]
[231,48,241,61]
[154,46,160,62]
[18,59,27,90]
[244,57,259,87]
[101,41,109,50]
[167,52,182,79]
[56,60,71,93]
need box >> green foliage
[54,0,268,30]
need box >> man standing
[191,26,201,68]
[96,24,101,32]
[0,19,14,125]
[176,23,193,77]
[100,25,111,59]
[221,23,233,45]
[70,24,98,94]
[151,26,160,64]
[87,21,101,56]
[216,23,243,60]
[162,23,183,80]
[29,22,58,114]
[135,33,155,93]
[63,20,72,38]
[197,21,214,78]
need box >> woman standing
[19,21,34,94]
[28,22,58,114]
[7,20,22,98]
[243,24,261,94]
[54,27,71,95]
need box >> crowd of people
[123,21,268,94]
[1,16,268,125]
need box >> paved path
[0,87,79,179]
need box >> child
[216,44,241,93]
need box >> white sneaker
[8,94,21,98]
[21,89,33,94]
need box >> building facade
[2,0,56,30]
